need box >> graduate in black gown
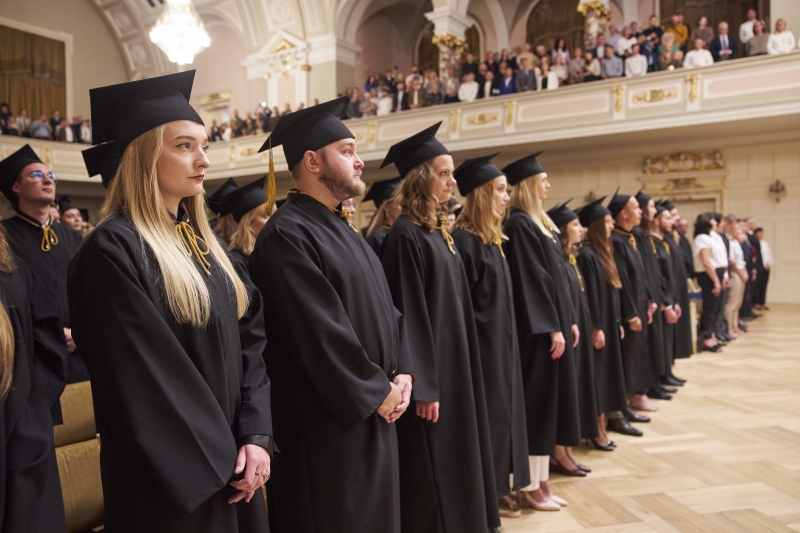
[208,179,239,244]
[219,177,269,275]
[248,99,413,533]
[0,230,68,533]
[450,153,530,519]
[363,177,401,259]
[661,201,692,368]
[502,152,579,511]
[0,145,86,384]
[576,198,629,451]
[548,201,598,475]
[607,192,652,434]
[380,124,500,532]
[69,71,273,532]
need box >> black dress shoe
[647,389,673,400]
[669,372,686,384]
[661,375,684,386]
[717,332,731,342]
[607,417,644,436]
[623,407,650,423]
[589,438,615,451]
[660,385,678,394]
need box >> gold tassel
[569,253,585,292]
[176,221,212,277]
[437,215,456,255]
[340,208,359,233]
[263,137,277,215]
[493,236,506,259]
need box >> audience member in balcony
[641,33,660,71]
[445,67,459,93]
[643,14,664,40]
[551,55,568,86]
[499,49,513,71]
[49,110,61,133]
[377,85,394,115]
[569,47,585,83]
[360,88,379,116]
[209,121,222,141]
[221,123,231,141]
[462,53,479,76]
[691,17,714,49]
[57,118,74,142]
[408,78,427,109]
[392,81,409,111]
[537,59,559,91]
[426,81,444,106]
[659,31,681,68]
[480,70,499,98]
[710,22,738,61]
[625,44,648,77]
[364,74,380,93]
[630,21,640,38]
[683,38,714,68]
[0,102,9,134]
[740,8,758,55]
[344,88,362,119]
[444,84,460,104]
[384,68,397,90]
[583,51,602,81]
[458,72,480,102]
[515,58,536,92]
[617,26,638,57]
[499,66,516,95]
[282,103,292,116]
[484,51,497,73]
[593,34,607,59]
[80,119,92,144]
[534,44,548,65]
[551,37,570,65]
[424,69,442,96]
[406,64,423,88]
[518,42,536,70]
[767,19,796,55]
[231,109,244,136]
[16,108,31,137]
[4,116,20,136]
[601,45,624,79]
[747,20,769,56]
[31,114,53,140]
[607,24,622,51]
[666,13,689,50]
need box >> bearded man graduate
[249,98,414,533]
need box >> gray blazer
[515,69,536,92]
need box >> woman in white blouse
[537,58,560,91]
[724,218,748,339]
[767,19,796,54]
[693,213,729,352]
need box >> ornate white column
[577,0,611,53]
[242,33,310,109]
[424,7,471,81]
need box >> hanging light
[149,0,211,65]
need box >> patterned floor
[501,304,800,533]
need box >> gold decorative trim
[505,101,514,126]
[262,73,271,80]
[614,85,624,112]
[271,39,295,53]
[368,121,376,144]
[643,151,724,174]
[240,147,258,158]
[662,178,705,191]
[229,145,236,162]
[688,74,699,103]
[432,32,467,52]
[632,88,679,103]
[450,109,459,133]
[300,64,311,71]
[199,92,232,105]
[577,0,611,21]
[41,146,51,166]
[466,113,499,126]
[354,132,365,143]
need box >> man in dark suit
[710,21,739,61]
[461,53,478,76]
[514,58,536,92]
[392,81,409,112]
[477,70,500,98]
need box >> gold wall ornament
[300,64,311,71]
[505,101,514,126]
[689,74,699,103]
[262,73,271,80]
[240,147,259,158]
[41,146,51,166]
[450,109,459,132]
[432,33,467,52]
[271,39,296,53]
[643,151,724,174]
[466,113,499,126]
[662,178,705,191]
[632,88,679,103]
[368,121,376,144]
[229,145,236,162]
[577,0,611,21]
[614,85,624,112]
[354,132,365,143]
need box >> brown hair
[0,226,15,274]
[393,161,447,232]
[228,203,270,257]
[213,214,238,247]
[453,179,506,245]
[558,224,578,257]
[586,216,622,288]
[0,303,13,402]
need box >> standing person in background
[690,16,714,49]
[710,22,739,61]
[660,201,691,372]
[693,213,728,352]
[724,218,748,338]
[651,204,682,385]
[767,19,796,54]
[666,13,689,50]
[218,177,269,275]
[754,227,772,310]
[57,196,84,234]
[569,48,586,83]
[740,8,758,55]
[742,216,763,320]
[363,177,401,259]
[747,20,770,56]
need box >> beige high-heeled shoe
[520,491,561,511]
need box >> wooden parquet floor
[500,304,800,533]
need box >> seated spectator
[57,118,74,142]
[518,42,536,70]
[666,13,689,50]
[534,44,548,66]
[537,59,558,90]
[569,47,585,83]
[457,72,479,102]
[684,38,714,68]
[551,54,568,86]
[360,88,378,116]
[515,58,536,92]
[617,26,638,56]
[377,85,394,115]
[271,106,281,120]
[691,16,714,49]
[407,78,427,109]
[392,81,409,111]
[344,88,363,119]
[710,21,738,61]
[443,84,460,104]
[747,20,769,56]
[630,21,640,37]
[16,108,31,137]
[767,19,796,54]
[445,67,459,93]
[426,81,443,106]
[406,65,422,88]
[583,51,602,82]
[740,9,758,53]
[423,70,442,96]
[282,103,292,116]
[364,74,380,93]
[31,114,52,140]
[242,118,257,136]
[641,32,660,71]
[659,32,681,69]
[607,24,622,51]
[601,45,624,78]
[644,14,664,40]
[5,116,21,136]
[462,53,479,76]
[220,123,231,141]
[499,49,512,71]
[480,70,499,98]
[49,109,61,133]
[625,44,648,76]
[80,119,92,144]
[594,34,607,59]
[209,120,222,141]
[498,66,516,95]
[551,37,570,65]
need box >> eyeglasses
[27,171,58,183]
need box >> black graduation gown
[382,215,499,533]
[249,192,410,533]
[612,228,653,393]
[635,228,669,380]
[577,244,628,414]
[1,212,87,383]
[451,228,530,496]
[504,210,581,454]
[562,252,599,439]
[68,211,272,533]
[666,233,693,359]
[0,261,68,533]
[366,225,390,259]
[653,235,678,370]
[229,248,250,276]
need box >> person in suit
[392,81,409,112]
[462,53,479,76]
[515,58,536,92]
[407,78,427,110]
[498,68,516,95]
[478,70,499,98]
[710,22,739,61]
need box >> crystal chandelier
[149,0,211,65]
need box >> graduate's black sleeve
[578,253,602,332]
[381,232,440,402]
[656,245,675,306]
[69,243,240,517]
[254,228,391,428]
[453,231,480,292]
[613,239,639,322]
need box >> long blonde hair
[0,303,13,402]
[213,214,238,247]
[453,179,506,244]
[100,125,249,326]
[393,162,447,232]
[508,173,555,237]
[228,204,268,256]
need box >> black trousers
[755,268,770,305]
[697,270,725,339]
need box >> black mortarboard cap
[661,199,675,211]
[577,196,610,227]
[363,177,401,207]
[634,188,652,209]
[90,70,202,149]
[655,202,669,216]
[454,152,504,196]
[546,199,578,229]
[259,97,353,170]
[380,123,450,178]
[58,195,76,214]
[206,178,238,215]
[82,141,121,188]
[0,144,43,207]
[608,187,632,218]
[219,177,267,222]
[501,151,546,186]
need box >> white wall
[190,23,250,121]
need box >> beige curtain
[0,24,66,119]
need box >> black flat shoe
[669,373,686,384]
[661,375,684,386]
[607,417,644,437]
[660,385,678,394]
[648,389,673,401]
[589,438,615,451]
[623,407,651,423]
[702,344,723,352]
